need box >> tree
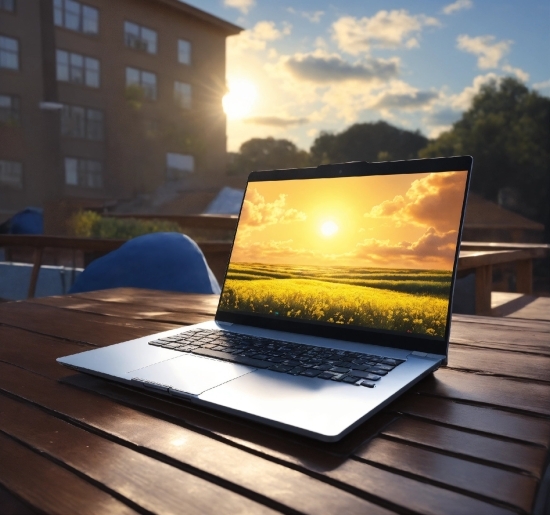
[419,77,550,227]
[309,121,428,165]
[228,137,310,175]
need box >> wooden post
[516,259,533,294]
[27,247,44,299]
[474,264,492,315]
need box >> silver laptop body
[59,156,472,441]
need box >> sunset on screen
[220,171,469,339]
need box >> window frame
[56,49,100,88]
[0,35,19,71]
[124,20,157,54]
[125,66,157,101]
[54,0,99,36]
[177,39,191,65]
[64,156,103,189]
[174,81,192,110]
[0,159,23,189]
[166,152,194,180]
[0,94,21,126]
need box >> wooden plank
[390,394,550,447]
[379,416,547,477]
[447,345,550,382]
[324,459,514,515]
[0,363,395,515]
[354,437,537,513]
[29,294,217,325]
[0,325,90,379]
[0,301,178,346]
[0,483,38,515]
[474,264,492,314]
[458,249,537,270]
[516,258,533,294]
[0,394,278,515]
[27,247,43,299]
[413,368,550,416]
[0,431,137,515]
[450,317,550,356]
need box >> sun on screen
[320,220,339,237]
[223,79,257,119]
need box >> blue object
[69,232,221,295]
[0,207,44,234]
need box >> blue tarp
[0,207,44,234]
[69,232,220,294]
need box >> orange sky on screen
[231,171,469,270]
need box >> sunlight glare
[223,79,258,119]
[321,220,339,237]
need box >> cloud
[372,90,439,110]
[243,116,309,127]
[224,0,255,14]
[501,65,529,82]
[533,79,550,91]
[457,34,512,69]
[228,21,289,54]
[287,8,324,23]
[447,72,500,110]
[442,0,473,15]
[284,53,399,83]
[332,10,440,55]
[239,188,307,231]
[354,227,458,268]
[365,171,468,232]
[231,239,321,264]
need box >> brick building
[0,0,241,219]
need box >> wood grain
[379,417,547,477]
[0,363,394,515]
[0,431,138,515]
[390,394,550,447]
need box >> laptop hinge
[408,351,444,362]
[217,321,234,327]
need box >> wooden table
[0,288,549,515]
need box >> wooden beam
[27,247,43,299]
[516,259,533,295]
[474,264,492,315]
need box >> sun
[320,220,339,237]
[223,78,257,119]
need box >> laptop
[58,156,472,441]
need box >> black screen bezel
[215,156,473,356]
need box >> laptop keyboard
[148,329,405,388]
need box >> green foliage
[69,211,181,239]
[228,137,311,175]
[420,77,550,226]
[309,121,428,165]
[123,84,146,111]
[220,263,450,338]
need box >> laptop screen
[219,168,469,342]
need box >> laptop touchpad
[127,354,254,396]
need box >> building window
[61,104,104,140]
[126,67,156,100]
[0,35,19,70]
[124,21,157,54]
[0,0,15,13]
[56,49,99,88]
[166,153,194,180]
[178,39,191,65]
[0,160,23,189]
[54,0,98,35]
[64,157,103,188]
[0,94,20,125]
[174,82,191,109]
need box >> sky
[181,0,550,152]
[230,170,469,270]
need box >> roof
[154,0,243,35]
[464,193,544,230]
